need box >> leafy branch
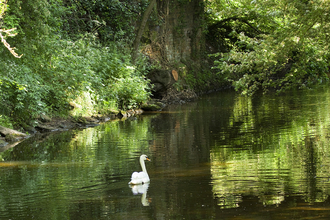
[0,1,22,58]
[0,28,22,58]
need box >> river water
[2,87,330,219]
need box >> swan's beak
[146,157,151,161]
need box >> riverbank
[0,108,146,147]
[0,97,169,148]
[0,87,199,149]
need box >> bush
[0,0,152,125]
[0,63,47,124]
[0,36,151,124]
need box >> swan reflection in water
[129,183,151,206]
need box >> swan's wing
[129,171,150,185]
[131,172,139,180]
[139,172,150,183]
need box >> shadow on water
[2,87,330,219]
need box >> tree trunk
[131,0,156,63]
[144,0,205,98]
[150,0,205,65]
[0,125,27,137]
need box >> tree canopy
[208,0,330,95]
[0,0,152,126]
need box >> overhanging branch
[0,28,23,58]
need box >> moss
[141,102,164,111]
[5,133,24,142]
[0,139,7,147]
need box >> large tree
[139,0,208,97]
[132,0,156,63]
[209,0,330,95]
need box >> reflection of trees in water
[210,88,330,208]
[149,102,209,168]
[149,92,236,169]
[210,152,286,208]
[303,136,329,204]
[143,93,237,217]
[210,134,330,208]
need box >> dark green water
[2,87,330,219]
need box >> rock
[0,126,28,140]
[141,101,165,111]
[21,123,37,134]
[0,139,8,147]
[35,124,59,132]
[84,117,99,123]
[147,69,176,98]
[5,134,22,142]
[117,111,128,119]
[0,126,28,142]
[39,114,52,122]
[59,123,75,129]
[93,114,117,122]
[76,116,87,124]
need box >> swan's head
[140,154,151,162]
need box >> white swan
[129,154,150,185]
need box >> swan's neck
[140,158,148,174]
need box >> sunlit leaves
[209,0,330,95]
[62,0,148,43]
[0,0,152,124]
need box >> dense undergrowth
[0,0,152,128]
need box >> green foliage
[0,0,151,125]
[208,0,330,95]
[0,71,47,124]
[0,36,151,121]
[0,1,6,16]
[110,75,151,110]
[62,0,149,43]
[0,115,13,129]
[184,66,225,93]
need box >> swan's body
[129,154,150,185]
